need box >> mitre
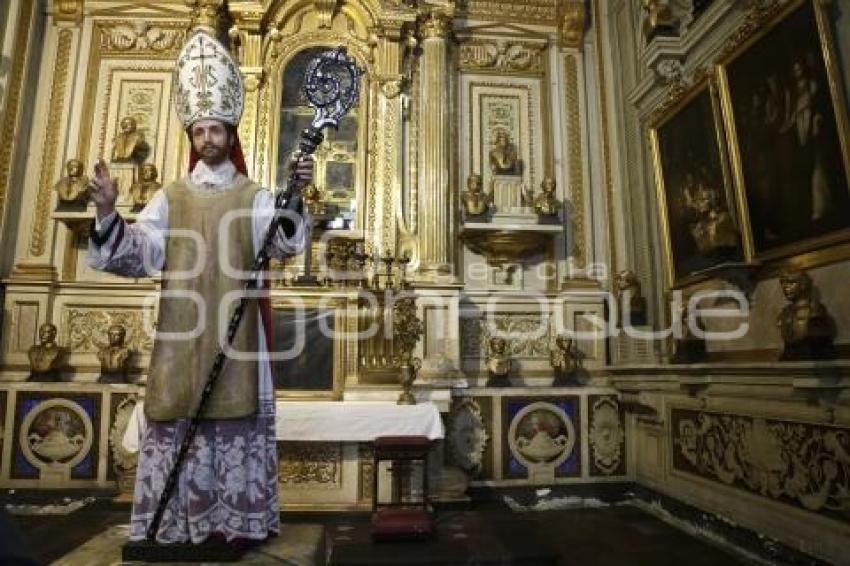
[172,30,244,128]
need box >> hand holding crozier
[86,159,118,219]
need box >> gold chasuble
[145,175,262,421]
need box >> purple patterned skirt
[128,412,279,543]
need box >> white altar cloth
[123,401,444,453]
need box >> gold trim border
[648,80,727,289]
[564,54,585,268]
[30,29,73,257]
[0,0,34,228]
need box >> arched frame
[258,4,379,233]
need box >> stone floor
[2,496,755,565]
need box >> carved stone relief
[461,314,551,359]
[447,398,489,475]
[278,442,342,488]
[458,40,546,74]
[60,308,154,355]
[672,408,850,518]
[588,395,626,476]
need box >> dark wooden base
[121,539,247,562]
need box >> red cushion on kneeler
[370,508,434,541]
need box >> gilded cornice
[718,0,784,60]
[458,39,546,74]
[461,0,557,25]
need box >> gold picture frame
[649,77,744,289]
[270,290,359,400]
[716,0,850,268]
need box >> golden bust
[550,335,576,382]
[28,323,65,378]
[534,177,561,217]
[776,269,835,360]
[486,336,512,387]
[684,179,738,255]
[111,116,146,162]
[461,174,490,217]
[488,130,520,175]
[98,324,132,378]
[614,269,648,327]
[129,163,161,210]
[54,159,89,206]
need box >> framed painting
[717,0,850,264]
[269,292,357,400]
[650,80,744,288]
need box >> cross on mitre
[186,34,220,93]
[172,30,244,128]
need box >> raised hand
[86,158,118,219]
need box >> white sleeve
[86,190,168,277]
[252,188,311,259]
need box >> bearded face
[190,118,234,166]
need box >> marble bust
[129,163,161,210]
[98,324,132,380]
[111,116,146,162]
[488,130,520,176]
[461,174,490,217]
[28,323,66,379]
[776,269,835,360]
[54,159,89,206]
[486,336,512,387]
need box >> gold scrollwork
[278,442,342,487]
[564,54,586,268]
[62,308,154,354]
[358,443,374,502]
[458,40,546,75]
[98,22,186,54]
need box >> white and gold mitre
[172,31,244,128]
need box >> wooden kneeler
[370,435,434,542]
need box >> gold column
[415,11,453,280]
[229,9,264,178]
[370,21,407,256]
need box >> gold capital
[185,0,224,34]
[420,12,451,40]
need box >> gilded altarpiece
[0,0,626,505]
